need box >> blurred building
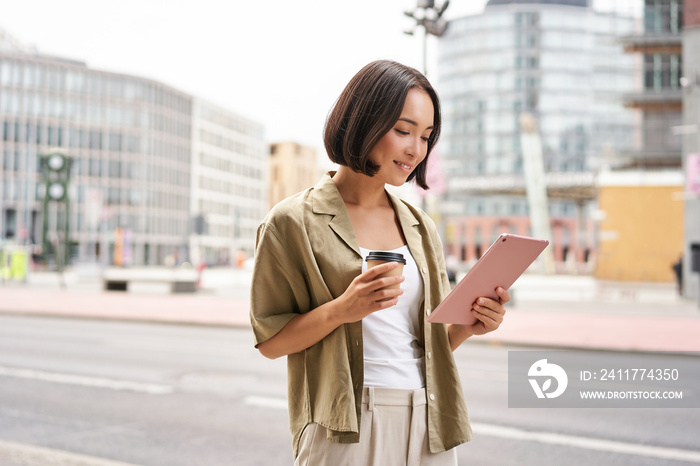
[0,28,267,267]
[620,0,683,168]
[593,0,687,282]
[191,99,267,266]
[268,141,318,209]
[595,171,684,281]
[437,0,640,273]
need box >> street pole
[40,149,73,288]
[403,0,450,76]
[402,1,450,221]
[423,27,428,76]
[520,113,555,274]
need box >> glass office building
[191,99,267,266]
[437,0,639,268]
[0,29,266,266]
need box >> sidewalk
[1,269,699,353]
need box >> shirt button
[429,393,435,401]
[425,308,431,316]
[427,352,432,359]
[422,266,427,274]
[356,340,359,346]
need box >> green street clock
[40,150,75,268]
[48,182,66,201]
[47,153,66,171]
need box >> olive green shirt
[250,172,472,456]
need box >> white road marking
[0,439,142,466]
[101,337,240,356]
[0,365,173,395]
[245,395,700,463]
[472,422,700,463]
[244,395,289,410]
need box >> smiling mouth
[394,161,412,170]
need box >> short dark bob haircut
[323,60,440,190]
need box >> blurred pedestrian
[30,243,42,270]
[250,60,509,465]
[672,256,683,295]
[164,253,176,268]
[446,254,459,285]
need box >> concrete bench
[102,267,198,293]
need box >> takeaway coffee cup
[365,251,406,301]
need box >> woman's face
[369,88,434,187]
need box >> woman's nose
[405,137,420,157]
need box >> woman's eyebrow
[398,117,434,130]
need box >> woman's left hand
[468,287,510,336]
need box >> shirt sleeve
[249,220,310,347]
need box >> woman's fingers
[472,288,509,315]
[341,262,407,320]
[362,263,405,294]
[372,285,404,301]
[471,288,508,329]
[362,261,400,280]
[472,303,499,319]
[472,305,500,326]
[496,286,511,305]
[370,274,405,291]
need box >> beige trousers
[294,387,458,466]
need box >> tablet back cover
[427,234,549,325]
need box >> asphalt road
[0,314,698,466]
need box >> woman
[250,60,509,465]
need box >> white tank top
[360,245,425,389]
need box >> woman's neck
[332,167,389,208]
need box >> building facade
[268,141,318,210]
[0,29,267,267]
[595,171,684,281]
[437,0,639,271]
[620,0,684,168]
[592,0,687,283]
[191,99,267,266]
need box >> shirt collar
[310,171,422,256]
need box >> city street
[0,314,698,466]
[2,1,699,465]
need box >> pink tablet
[427,234,549,325]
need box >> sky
[1,0,640,164]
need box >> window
[644,0,683,34]
[3,208,17,237]
[0,62,11,85]
[90,159,101,176]
[644,54,682,89]
[109,160,120,177]
[89,131,102,149]
[108,133,121,151]
[69,128,80,148]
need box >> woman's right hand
[256,261,404,359]
[334,262,405,324]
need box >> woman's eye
[395,129,409,135]
[421,136,430,142]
